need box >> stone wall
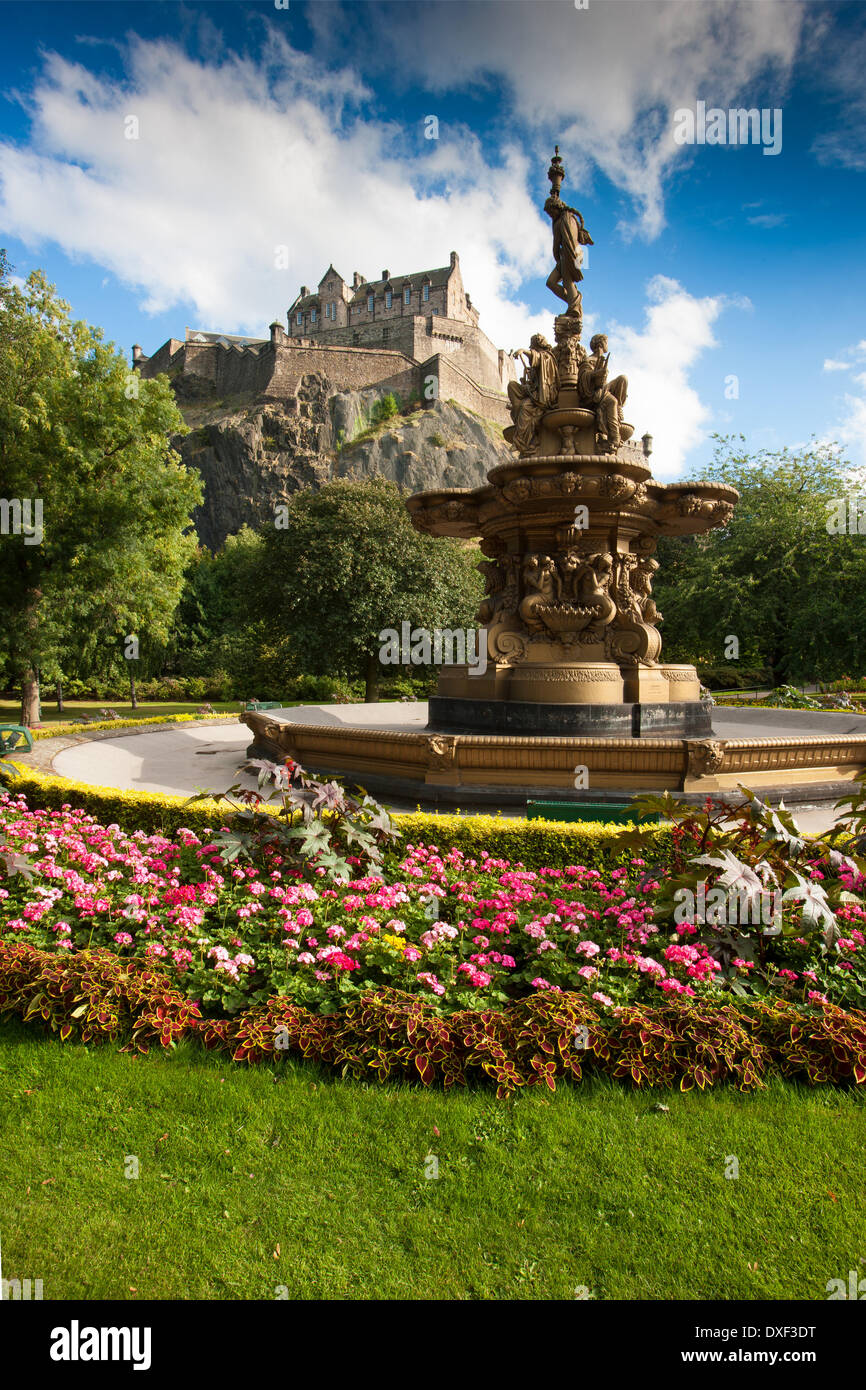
[137,334,510,424]
[422,353,511,427]
[265,343,419,402]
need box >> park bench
[0,724,34,755]
[243,701,285,711]
[526,799,661,826]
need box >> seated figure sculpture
[577,334,628,450]
[506,334,559,454]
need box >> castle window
[311,307,317,324]
[385,290,392,309]
[296,311,302,325]
[423,284,430,302]
[404,286,411,305]
[352,332,360,345]
[382,327,389,341]
[367,294,374,313]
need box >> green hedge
[33,712,229,740]
[393,810,675,871]
[2,768,240,836]
[3,768,675,869]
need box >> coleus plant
[188,756,398,883]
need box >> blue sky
[1,0,865,478]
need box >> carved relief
[687,740,726,777]
[599,473,635,503]
[427,735,458,771]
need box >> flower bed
[0,790,863,1020]
[31,711,229,739]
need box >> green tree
[655,436,866,686]
[165,528,293,699]
[260,477,483,700]
[0,257,202,722]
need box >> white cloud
[606,275,738,479]
[0,35,555,347]
[747,212,787,229]
[833,393,866,466]
[337,0,803,238]
[823,358,852,372]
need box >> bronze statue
[544,195,593,319]
[577,333,628,450]
[543,144,593,319]
[506,334,559,454]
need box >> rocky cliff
[172,371,510,551]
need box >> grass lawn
[1,1019,863,1301]
[0,700,243,724]
[0,698,409,726]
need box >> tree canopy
[257,476,484,699]
[0,254,202,718]
[655,435,866,685]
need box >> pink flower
[417,971,445,996]
[592,991,614,1006]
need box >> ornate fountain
[242,149,866,805]
[406,146,737,738]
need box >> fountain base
[427,696,712,738]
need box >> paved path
[53,721,257,799]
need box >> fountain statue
[406,146,738,737]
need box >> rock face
[172,371,509,551]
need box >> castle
[133,252,514,424]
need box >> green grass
[0,697,412,726]
[0,700,242,724]
[1,1019,863,1301]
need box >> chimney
[132,344,143,363]
[352,271,365,288]
[381,270,390,283]
[450,251,458,268]
[300,285,308,297]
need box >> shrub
[393,810,676,872]
[370,393,400,426]
[0,944,202,1052]
[4,945,863,1095]
[4,766,676,865]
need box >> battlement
[132,250,514,423]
